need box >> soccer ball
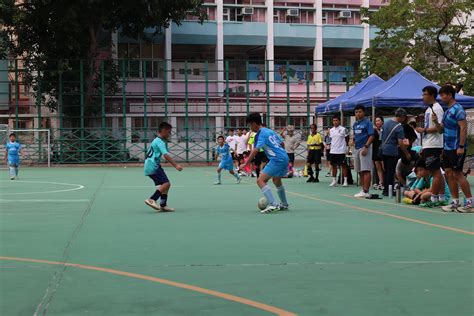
[257,197,268,210]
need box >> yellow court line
[340,194,443,215]
[0,256,296,316]
[285,191,474,236]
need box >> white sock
[343,177,348,184]
[453,199,459,205]
[439,194,445,202]
[431,195,439,202]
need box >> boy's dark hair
[422,85,438,98]
[310,123,317,129]
[354,105,366,112]
[439,85,456,99]
[9,133,16,137]
[332,116,340,121]
[228,128,234,132]
[376,116,384,123]
[158,122,172,132]
[415,159,426,170]
[217,135,225,140]
[246,112,262,125]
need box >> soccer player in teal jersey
[214,135,241,185]
[240,113,290,214]
[5,133,21,180]
[144,122,183,212]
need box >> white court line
[0,199,89,203]
[103,184,252,188]
[0,180,85,195]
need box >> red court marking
[286,191,474,236]
[0,256,296,316]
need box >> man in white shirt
[329,116,349,187]
[280,125,300,169]
[234,128,248,166]
[225,129,238,168]
[415,86,446,207]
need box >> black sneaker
[314,178,320,183]
[306,177,315,183]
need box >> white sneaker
[214,181,222,185]
[10,176,15,180]
[144,199,161,211]
[260,204,280,214]
[343,181,348,187]
[354,191,369,198]
[160,205,175,212]
[442,201,460,213]
[279,203,289,211]
[329,180,337,187]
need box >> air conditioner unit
[241,7,254,15]
[286,9,299,17]
[337,11,352,19]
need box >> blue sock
[15,167,19,176]
[276,186,288,205]
[150,190,161,201]
[160,194,168,207]
[217,172,222,183]
[261,185,277,206]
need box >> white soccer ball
[257,197,268,210]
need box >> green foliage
[360,0,474,94]
[0,0,206,122]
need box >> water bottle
[388,185,393,198]
[395,186,401,203]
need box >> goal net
[0,128,51,167]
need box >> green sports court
[1,166,473,315]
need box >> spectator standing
[352,105,374,198]
[438,85,472,212]
[380,108,410,196]
[329,116,349,187]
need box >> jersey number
[146,147,154,159]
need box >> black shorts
[442,150,466,171]
[287,153,295,164]
[237,153,245,164]
[330,153,346,166]
[422,148,442,171]
[254,151,269,165]
[307,149,322,164]
[148,166,170,185]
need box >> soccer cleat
[354,191,369,198]
[160,205,175,212]
[260,204,280,214]
[329,179,337,187]
[10,176,15,180]
[214,181,222,185]
[442,201,460,213]
[236,177,241,184]
[145,199,161,211]
[279,203,289,211]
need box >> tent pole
[372,105,375,123]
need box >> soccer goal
[1,128,51,167]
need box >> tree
[360,0,474,94]
[0,0,206,123]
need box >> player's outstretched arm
[240,148,259,170]
[163,153,183,171]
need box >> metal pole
[306,61,311,126]
[246,60,250,115]
[345,61,350,92]
[121,60,127,160]
[14,59,19,129]
[36,72,42,161]
[205,60,210,162]
[185,61,189,162]
[80,60,85,162]
[225,60,230,129]
[164,59,168,119]
[286,60,290,126]
[101,60,106,162]
[266,59,270,126]
[143,60,148,154]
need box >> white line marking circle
[0,180,85,195]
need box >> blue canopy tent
[315,74,385,115]
[343,66,474,112]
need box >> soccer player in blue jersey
[144,122,183,212]
[214,135,241,185]
[240,113,289,213]
[5,133,21,180]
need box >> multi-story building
[0,0,389,162]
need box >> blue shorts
[262,159,289,178]
[8,161,19,168]
[148,166,170,185]
[219,160,234,171]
